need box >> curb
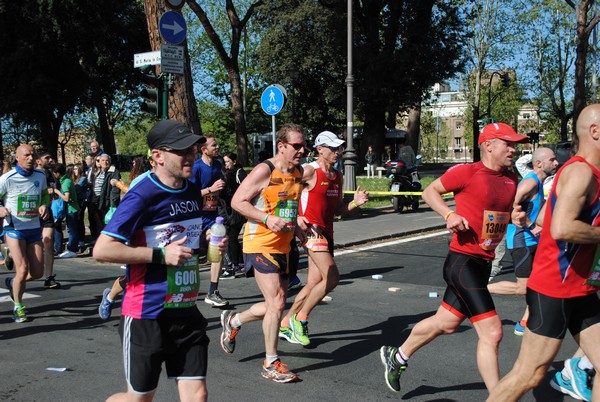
[334,224,448,249]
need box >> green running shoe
[380,346,407,392]
[13,305,29,323]
[289,314,310,346]
[279,326,300,344]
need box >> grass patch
[355,176,436,209]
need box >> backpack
[51,197,66,220]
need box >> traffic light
[528,132,539,143]
[140,66,166,118]
[501,73,510,87]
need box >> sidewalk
[333,202,452,248]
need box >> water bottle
[207,217,226,263]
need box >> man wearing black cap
[379,122,529,394]
[93,120,226,401]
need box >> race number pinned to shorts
[202,193,218,212]
[480,210,509,251]
[305,225,329,252]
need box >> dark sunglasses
[283,142,306,150]
[158,146,197,156]
[326,145,344,152]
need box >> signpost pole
[272,115,277,158]
[162,74,169,120]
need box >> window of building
[455,137,462,147]
[455,121,463,130]
[523,113,530,119]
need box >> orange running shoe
[261,359,298,383]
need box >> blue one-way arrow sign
[159,11,187,45]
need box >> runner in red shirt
[379,122,528,394]
[488,104,600,401]
[277,131,368,346]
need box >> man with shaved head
[488,104,600,401]
[488,146,558,336]
[0,144,49,322]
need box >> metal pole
[343,0,357,192]
[435,116,441,163]
[162,74,169,120]
[271,115,276,158]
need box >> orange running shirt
[243,160,303,254]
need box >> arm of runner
[512,177,538,228]
[422,178,469,233]
[231,163,287,232]
[550,162,600,244]
[93,234,194,266]
[203,178,225,196]
[337,185,369,215]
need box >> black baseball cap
[147,120,205,150]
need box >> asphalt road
[0,233,579,402]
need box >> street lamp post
[343,0,357,191]
[435,116,441,163]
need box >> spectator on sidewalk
[365,146,377,178]
[53,163,80,258]
[88,154,120,238]
[218,152,247,278]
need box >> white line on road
[0,289,40,303]
[335,230,448,256]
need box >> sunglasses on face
[326,145,344,152]
[283,142,305,150]
[158,146,197,156]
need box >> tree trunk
[94,94,116,155]
[406,106,421,154]
[143,0,201,135]
[572,1,590,142]
[472,105,481,162]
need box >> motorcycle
[384,159,422,213]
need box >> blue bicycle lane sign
[261,85,285,116]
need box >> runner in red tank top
[489,104,600,401]
[379,122,529,394]
[278,131,368,347]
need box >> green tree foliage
[255,0,468,156]
[0,0,147,158]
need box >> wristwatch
[527,221,536,230]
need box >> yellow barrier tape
[342,191,454,197]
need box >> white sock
[395,347,409,366]
[579,356,594,371]
[106,295,114,303]
[231,313,242,328]
[266,354,279,366]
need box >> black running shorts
[442,251,497,322]
[526,289,600,339]
[119,308,209,394]
[509,245,536,279]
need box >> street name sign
[134,50,161,67]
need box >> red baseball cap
[478,122,529,145]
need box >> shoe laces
[269,360,290,373]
